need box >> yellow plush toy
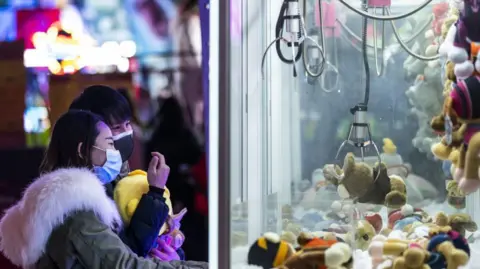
[114,170,187,250]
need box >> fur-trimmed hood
[0,168,122,268]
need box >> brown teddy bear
[323,153,407,208]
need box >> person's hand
[147,152,170,188]
[150,239,180,261]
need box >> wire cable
[387,8,440,61]
[338,0,434,21]
[361,0,370,105]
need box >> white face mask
[92,147,123,184]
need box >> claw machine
[209,0,480,268]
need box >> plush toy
[281,231,298,246]
[441,151,467,208]
[312,219,376,251]
[364,212,383,234]
[406,76,443,158]
[369,225,470,269]
[429,75,480,193]
[434,212,477,237]
[438,5,460,57]
[446,180,466,208]
[447,0,480,79]
[433,3,451,37]
[405,6,447,158]
[427,233,469,269]
[247,232,295,269]
[279,238,352,269]
[391,247,431,269]
[430,62,465,161]
[323,153,407,208]
[114,170,187,255]
[368,236,431,268]
[388,205,432,231]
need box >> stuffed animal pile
[247,202,477,269]
[367,206,475,269]
[247,232,353,269]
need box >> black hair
[69,85,132,126]
[117,88,141,126]
[39,110,103,174]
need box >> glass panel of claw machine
[228,0,480,268]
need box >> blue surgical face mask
[93,146,123,184]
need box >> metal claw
[335,106,382,180]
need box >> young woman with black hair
[0,110,207,269]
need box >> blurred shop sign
[0,40,26,138]
[48,73,80,127]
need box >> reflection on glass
[225,0,480,268]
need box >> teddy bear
[323,153,407,208]
[114,170,187,257]
[446,0,480,79]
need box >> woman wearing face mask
[69,85,172,258]
[0,110,208,269]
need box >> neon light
[24,21,137,74]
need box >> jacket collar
[0,168,121,268]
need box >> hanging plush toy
[114,170,187,259]
[430,62,466,160]
[430,75,480,193]
[447,0,480,78]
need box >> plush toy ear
[342,153,356,176]
[126,199,140,221]
[464,221,478,232]
[172,208,188,225]
[322,164,343,185]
